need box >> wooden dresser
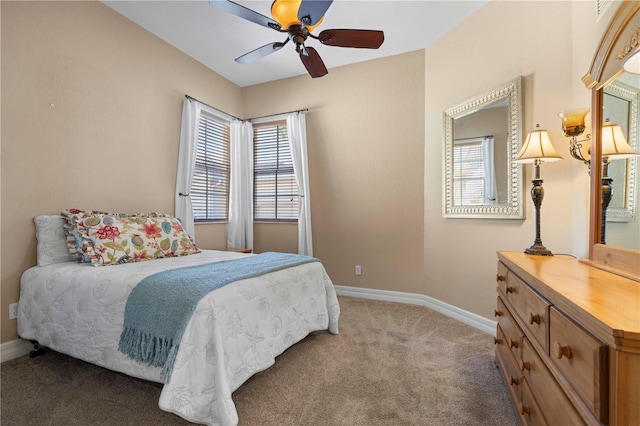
[494,251,640,425]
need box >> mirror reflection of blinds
[453,139,486,205]
[597,0,612,17]
[191,111,230,221]
[253,121,298,221]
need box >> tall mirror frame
[582,0,640,280]
[442,77,523,219]
[603,81,638,223]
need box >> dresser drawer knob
[510,376,519,386]
[506,286,515,294]
[520,403,530,416]
[553,341,572,359]
[509,338,519,349]
[529,313,541,325]
[496,274,506,282]
[494,309,503,317]
[519,361,531,372]
[493,337,502,345]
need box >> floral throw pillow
[61,209,114,262]
[78,214,200,266]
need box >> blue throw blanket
[118,252,318,381]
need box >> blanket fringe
[160,345,179,382]
[118,327,176,372]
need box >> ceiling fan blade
[298,0,333,26]
[299,46,328,78]
[318,29,384,49]
[209,0,281,30]
[235,39,289,64]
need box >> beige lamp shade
[515,127,563,164]
[601,120,639,159]
[623,49,640,74]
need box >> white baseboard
[334,285,496,336]
[1,338,33,363]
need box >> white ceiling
[103,1,487,88]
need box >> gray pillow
[35,215,76,266]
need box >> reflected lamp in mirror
[601,119,640,159]
[514,125,563,256]
[600,119,640,244]
[559,108,591,167]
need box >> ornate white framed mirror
[443,76,523,219]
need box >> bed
[17,213,340,425]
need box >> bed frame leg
[29,340,47,358]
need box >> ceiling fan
[209,0,385,78]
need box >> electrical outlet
[9,303,18,320]
[355,265,362,276]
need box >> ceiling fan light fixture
[210,0,383,78]
[271,0,323,32]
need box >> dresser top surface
[497,251,640,344]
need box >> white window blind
[191,111,230,221]
[453,139,486,206]
[597,0,612,17]
[253,121,298,221]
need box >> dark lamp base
[524,244,553,256]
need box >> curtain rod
[185,94,242,121]
[185,94,308,122]
[249,108,309,121]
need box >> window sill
[254,221,298,225]
[194,221,228,225]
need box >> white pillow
[35,215,77,266]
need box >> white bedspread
[18,250,340,425]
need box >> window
[597,0,612,17]
[453,139,486,205]
[253,120,298,221]
[191,111,230,221]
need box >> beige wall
[243,51,426,295]
[424,0,591,319]
[0,0,621,343]
[0,1,244,341]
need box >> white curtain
[482,136,498,204]
[227,120,254,250]
[175,98,201,241]
[287,112,313,256]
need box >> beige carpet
[1,296,517,425]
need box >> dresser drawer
[505,271,550,353]
[495,297,522,360]
[520,379,546,426]
[497,261,508,295]
[495,324,522,409]
[521,337,585,425]
[549,307,608,423]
